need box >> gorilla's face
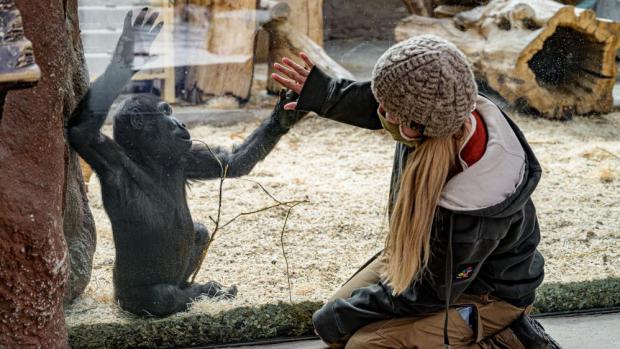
[113,94,191,164]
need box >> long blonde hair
[382,134,460,295]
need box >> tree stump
[396,0,620,119]
[182,0,257,104]
[261,0,355,94]
[285,0,324,46]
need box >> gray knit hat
[371,35,478,138]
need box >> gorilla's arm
[68,9,162,174]
[186,91,306,179]
[67,65,136,173]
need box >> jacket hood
[438,95,541,218]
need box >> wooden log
[183,0,257,104]
[396,0,620,119]
[262,1,354,94]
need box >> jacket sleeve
[313,213,504,344]
[296,67,383,130]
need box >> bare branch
[280,201,305,303]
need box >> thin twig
[190,139,226,283]
[280,201,305,303]
[220,200,309,230]
[188,140,309,299]
[236,178,283,204]
[595,147,620,160]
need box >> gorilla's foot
[117,282,238,317]
[117,283,200,317]
[197,281,238,300]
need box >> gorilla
[68,8,305,316]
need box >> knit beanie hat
[371,35,478,138]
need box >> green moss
[68,301,322,349]
[532,278,620,314]
[68,278,620,348]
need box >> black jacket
[296,67,545,344]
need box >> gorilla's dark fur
[67,8,305,316]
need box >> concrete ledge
[67,278,620,348]
[103,105,270,128]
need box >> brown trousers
[328,254,528,349]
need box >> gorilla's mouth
[178,129,191,140]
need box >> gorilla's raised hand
[271,90,308,129]
[112,7,164,68]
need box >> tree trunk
[396,0,620,119]
[0,0,90,347]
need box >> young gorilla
[68,9,305,317]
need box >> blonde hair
[382,134,460,295]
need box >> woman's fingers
[282,57,309,77]
[299,52,314,70]
[271,73,301,94]
[274,62,305,85]
[284,101,297,110]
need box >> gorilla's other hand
[271,90,308,129]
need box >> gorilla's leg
[180,222,210,286]
[179,223,239,299]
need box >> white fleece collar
[458,113,477,171]
[438,96,526,211]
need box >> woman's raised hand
[271,52,314,110]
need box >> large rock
[0,0,90,347]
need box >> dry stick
[220,200,309,230]
[237,178,283,204]
[188,140,309,296]
[280,201,304,303]
[190,139,227,283]
[595,147,620,160]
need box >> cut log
[262,1,355,94]
[183,0,257,104]
[396,0,620,119]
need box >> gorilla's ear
[157,101,173,116]
[129,108,146,130]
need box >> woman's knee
[344,324,395,349]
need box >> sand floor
[65,108,620,326]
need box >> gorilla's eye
[157,102,173,116]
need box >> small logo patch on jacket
[456,265,474,280]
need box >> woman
[272,36,560,348]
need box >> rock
[0,0,90,346]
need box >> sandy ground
[65,108,620,326]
